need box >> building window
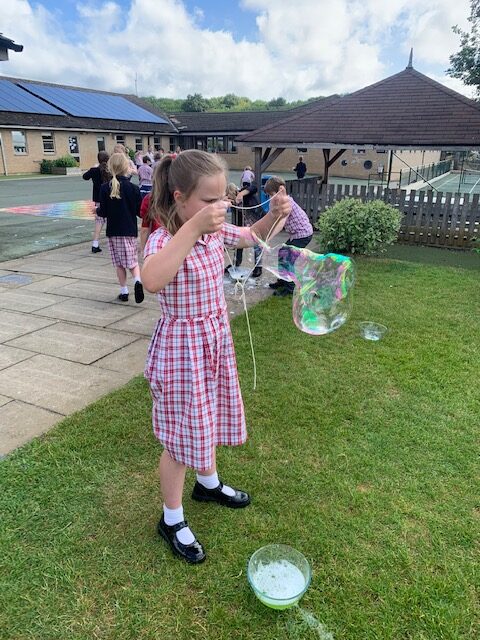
[363,160,373,170]
[97,136,106,152]
[169,137,176,152]
[353,149,366,154]
[153,136,161,151]
[68,136,79,156]
[135,136,143,152]
[115,134,125,146]
[296,148,307,153]
[12,130,27,154]
[227,137,237,153]
[42,132,55,154]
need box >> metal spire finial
[407,48,413,69]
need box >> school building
[0,74,441,179]
[0,76,177,175]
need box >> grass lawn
[1,249,478,639]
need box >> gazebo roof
[236,67,480,150]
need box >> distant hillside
[142,93,325,114]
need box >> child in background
[233,180,264,277]
[141,150,291,564]
[263,175,314,296]
[139,163,162,255]
[113,143,138,178]
[82,151,111,253]
[138,155,153,198]
[240,165,255,185]
[98,152,144,303]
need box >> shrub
[39,159,54,174]
[53,155,78,168]
[315,198,402,255]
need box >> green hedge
[316,198,402,255]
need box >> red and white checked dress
[144,223,247,471]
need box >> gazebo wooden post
[322,148,346,184]
[254,147,263,189]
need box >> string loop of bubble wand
[224,192,284,390]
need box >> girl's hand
[269,185,290,219]
[191,200,227,235]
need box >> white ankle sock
[134,277,141,283]
[163,504,195,545]
[196,472,235,497]
[120,286,128,295]
[92,240,99,248]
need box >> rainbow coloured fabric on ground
[0,201,95,219]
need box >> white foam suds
[251,560,306,599]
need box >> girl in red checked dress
[141,150,291,564]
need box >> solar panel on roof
[0,79,63,115]
[19,82,167,124]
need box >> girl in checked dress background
[141,150,290,564]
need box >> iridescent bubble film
[257,239,355,335]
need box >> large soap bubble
[257,239,355,335]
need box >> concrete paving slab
[0,272,48,289]
[0,401,60,456]
[0,394,12,407]
[52,280,128,304]
[0,259,85,276]
[0,354,131,415]
[0,345,36,370]
[0,310,56,342]
[18,276,78,293]
[94,338,150,374]
[32,297,141,327]
[7,322,138,365]
[65,263,122,283]
[106,308,159,335]
[0,289,68,313]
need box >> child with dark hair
[263,175,314,296]
[138,155,153,197]
[83,150,112,253]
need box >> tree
[447,0,480,95]
[267,97,287,108]
[182,93,209,112]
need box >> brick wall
[0,129,172,174]
[220,147,441,179]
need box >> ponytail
[148,150,227,235]
[107,152,129,200]
[148,155,182,234]
[110,174,121,199]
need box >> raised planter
[51,166,82,176]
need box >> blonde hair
[107,152,130,199]
[264,175,286,195]
[113,143,126,154]
[149,150,227,234]
[225,182,238,202]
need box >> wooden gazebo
[236,61,480,185]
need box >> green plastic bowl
[247,544,311,610]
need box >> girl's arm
[141,201,227,293]
[139,226,150,257]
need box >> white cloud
[0,0,473,100]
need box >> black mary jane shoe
[117,293,129,302]
[134,281,144,304]
[157,516,206,564]
[191,481,251,509]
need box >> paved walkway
[0,240,278,456]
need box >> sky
[1,0,474,101]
